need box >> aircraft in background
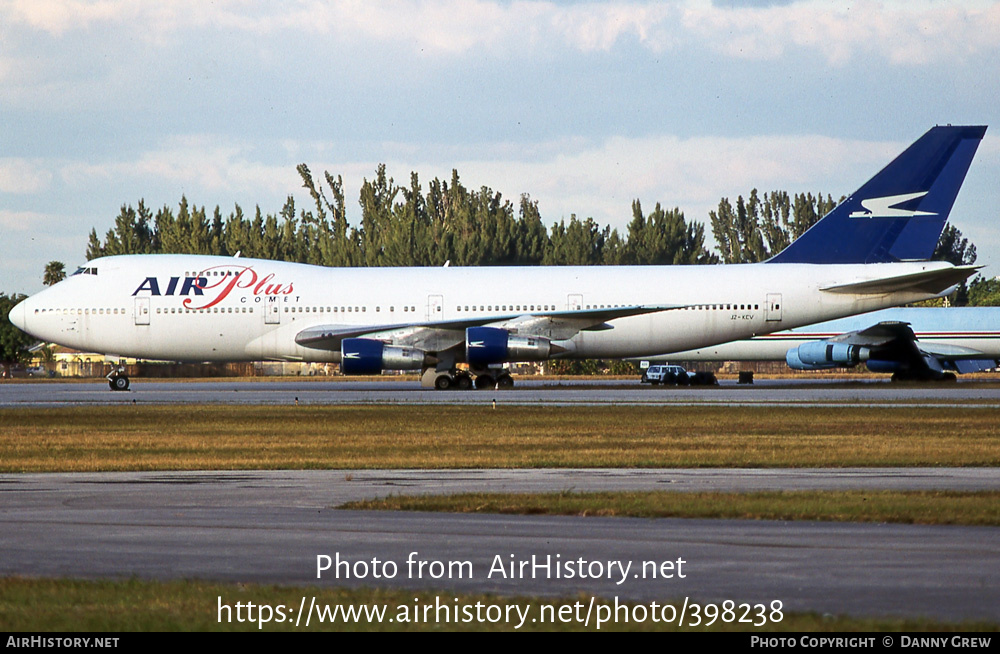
[647,307,1000,381]
[7,125,987,390]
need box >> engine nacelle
[786,341,870,370]
[466,326,552,366]
[865,359,905,374]
[340,338,427,375]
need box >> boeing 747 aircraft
[643,307,1000,381]
[7,125,987,390]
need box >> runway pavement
[3,377,1000,407]
[2,379,999,625]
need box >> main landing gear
[421,368,515,390]
[107,366,130,391]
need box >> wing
[294,304,682,352]
[827,320,924,363]
[828,320,998,375]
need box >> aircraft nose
[8,299,28,333]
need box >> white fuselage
[11,254,958,363]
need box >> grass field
[3,401,998,631]
[341,490,1000,525]
[2,404,1000,471]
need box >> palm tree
[43,261,66,286]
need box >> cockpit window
[72,267,98,276]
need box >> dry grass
[1,404,999,471]
[343,490,1000,526]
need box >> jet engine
[786,341,870,370]
[340,338,428,375]
[864,359,905,374]
[465,326,554,366]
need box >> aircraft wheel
[454,373,473,390]
[475,375,495,390]
[496,374,514,389]
[111,376,130,391]
[434,374,453,390]
[940,372,957,383]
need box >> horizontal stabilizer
[952,359,998,374]
[820,265,979,295]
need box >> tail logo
[849,192,936,219]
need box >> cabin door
[765,293,783,322]
[427,294,444,321]
[264,300,281,324]
[134,297,150,326]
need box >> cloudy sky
[2,0,999,293]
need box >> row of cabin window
[453,303,760,313]
[35,308,124,315]
[156,307,254,314]
[457,304,557,312]
[685,304,760,311]
[283,306,419,314]
[186,270,237,277]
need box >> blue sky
[2,0,999,293]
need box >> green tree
[514,195,550,265]
[545,216,609,265]
[931,223,978,306]
[968,276,1000,306]
[626,201,717,265]
[43,261,66,286]
[710,190,837,263]
[1,293,33,376]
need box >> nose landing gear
[107,366,130,391]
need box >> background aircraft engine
[865,360,906,373]
[786,342,870,370]
[340,338,426,375]
[466,326,552,366]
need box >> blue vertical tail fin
[768,125,986,264]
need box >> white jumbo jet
[7,125,987,391]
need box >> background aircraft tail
[768,125,986,264]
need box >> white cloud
[0,209,60,232]
[681,0,1000,66]
[59,136,298,200]
[5,0,997,64]
[0,159,53,194]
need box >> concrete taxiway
[2,469,999,623]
